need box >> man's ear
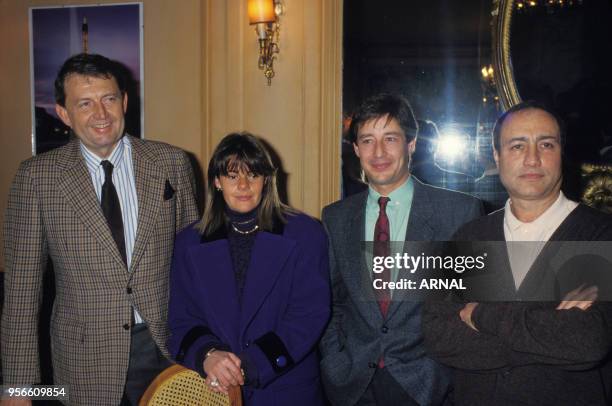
[493,148,500,168]
[408,137,417,155]
[353,142,361,159]
[55,104,72,128]
[122,92,128,113]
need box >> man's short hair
[492,100,566,151]
[54,53,127,107]
[348,93,419,144]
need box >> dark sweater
[193,208,261,386]
[423,204,612,406]
[226,207,258,303]
[225,207,260,386]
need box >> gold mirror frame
[492,0,522,111]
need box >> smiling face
[353,115,415,196]
[214,167,265,213]
[494,108,562,208]
[55,73,127,159]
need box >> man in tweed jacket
[1,54,198,405]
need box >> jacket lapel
[188,241,240,345]
[57,139,127,277]
[129,137,165,274]
[525,207,590,299]
[387,180,434,318]
[342,193,384,326]
[477,211,516,301]
[404,179,435,241]
[239,232,296,331]
[479,242,517,301]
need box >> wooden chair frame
[139,364,242,406]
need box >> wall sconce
[247,0,282,85]
[480,64,499,107]
[481,65,494,84]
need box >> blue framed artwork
[29,3,143,155]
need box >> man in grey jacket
[320,94,483,406]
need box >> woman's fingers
[227,353,244,384]
[216,366,237,386]
[220,358,243,385]
[227,352,242,369]
[204,350,244,389]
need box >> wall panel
[0,0,341,268]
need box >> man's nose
[524,144,541,166]
[92,102,108,119]
[374,139,385,158]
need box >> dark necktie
[101,160,127,265]
[374,196,391,317]
[374,196,391,368]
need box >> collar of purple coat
[189,225,297,345]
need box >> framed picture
[29,3,143,155]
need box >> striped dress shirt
[81,136,144,323]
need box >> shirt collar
[80,136,129,173]
[367,177,414,208]
[504,191,569,231]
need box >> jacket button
[123,323,130,330]
[276,356,287,367]
[368,362,377,369]
[126,287,132,294]
[381,325,389,334]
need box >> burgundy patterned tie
[374,196,391,317]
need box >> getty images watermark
[365,241,612,301]
[372,252,488,290]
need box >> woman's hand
[203,350,244,394]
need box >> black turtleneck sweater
[194,208,262,387]
[226,207,258,303]
[225,206,260,386]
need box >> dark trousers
[120,323,172,405]
[355,367,419,406]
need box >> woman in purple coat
[168,132,330,405]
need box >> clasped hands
[203,350,244,394]
[459,284,598,331]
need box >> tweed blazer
[320,179,483,406]
[2,135,199,405]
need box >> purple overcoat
[168,213,330,406]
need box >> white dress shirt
[503,192,578,289]
[81,136,143,323]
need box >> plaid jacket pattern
[2,136,199,405]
